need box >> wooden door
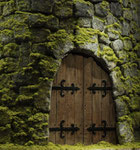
[49,54,116,145]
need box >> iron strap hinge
[49,120,80,139]
[88,80,112,97]
[52,80,80,97]
[87,120,116,138]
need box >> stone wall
[0,0,139,145]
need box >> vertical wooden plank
[83,57,93,145]
[49,74,57,143]
[92,61,102,144]
[101,70,110,142]
[101,70,116,144]
[65,54,75,145]
[75,55,84,144]
[55,58,66,144]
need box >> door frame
[48,49,132,144]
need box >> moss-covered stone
[54,0,73,18]
[74,0,94,17]
[3,0,15,16]
[31,0,54,14]
[16,0,31,12]
[0,29,14,44]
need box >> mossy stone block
[2,43,19,58]
[122,20,131,36]
[54,0,73,18]
[31,29,50,43]
[115,98,129,118]
[123,9,133,21]
[28,14,59,30]
[0,126,11,144]
[0,29,14,44]
[131,112,140,128]
[111,39,124,52]
[110,2,122,17]
[117,121,134,144]
[92,16,104,31]
[16,0,31,11]
[95,2,109,17]
[106,13,120,25]
[32,43,54,58]
[74,0,94,17]
[31,0,54,14]
[123,39,133,51]
[77,17,92,28]
[3,0,15,16]
[0,106,11,125]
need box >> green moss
[99,46,119,63]
[75,26,107,45]
[129,34,137,45]
[0,142,140,149]
[2,43,19,57]
[28,113,48,123]
[120,95,131,103]
[16,95,33,103]
[106,23,122,29]
[131,112,140,128]
[0,58,18,73]
[2,0,15,17]
[133,42,140,51]
[54,0,73,18]
[47,29,74,55]
[129,94,140,111]
[16,0,31,11]
[73,0,91,5]
[0,29,14,44]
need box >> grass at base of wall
[0,141,140,150]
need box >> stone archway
[48,47,134,145]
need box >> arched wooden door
[49,54,116,145]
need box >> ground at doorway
[0,141,140,150]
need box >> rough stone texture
[110,2,122,17]
[123,9,132,21]
[31,0,54,14]
[115,98,129,118]
[77,17,92,28]
[106,13,120,25]
[117,121,134,144]
[74,0,94,17]
[0,0,139,146]
[54,0,73,18]
[122,20,130,36]
[95,2,108,17]
[99,36,111,45]
[92,16,104,31]
[111,39,124,52]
